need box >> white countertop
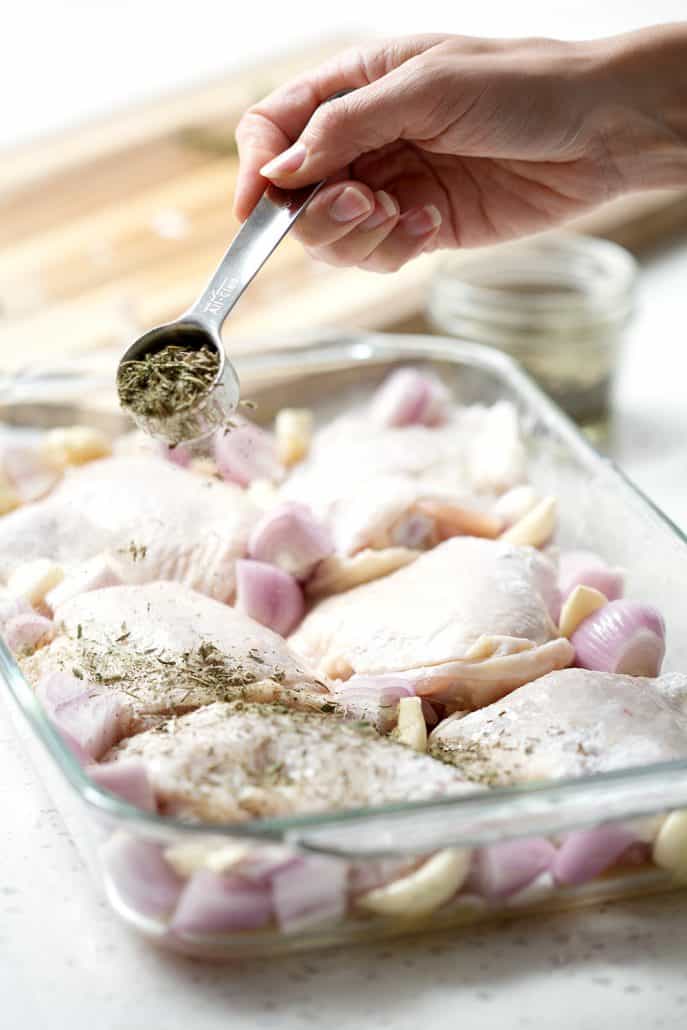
[1,241,687,1029]
[4,3,687,1023]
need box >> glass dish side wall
[1,334,687,959]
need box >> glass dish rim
[3,331,687,858]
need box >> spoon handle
[185,180,325,333]
[185,89,352,335]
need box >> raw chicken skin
[429,669,687,785]
[103,700,478,823]
[0,457,257,601]
[22,582,323,726]
[290,537,573,707]
[281,402,525,554]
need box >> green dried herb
[117,344,219,422]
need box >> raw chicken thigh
[103,700,477,823]
[290,537,573,706]
[281,398,525,556]
[0,457,257,602]
[23,582,323,726]
[429,668,687,785]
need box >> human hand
[234,28,687,271]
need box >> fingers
[233,111,290,221]
[358,205,442,273]
[302,198,442,273]
[259,75,409,188]
[290,181,377,247]
[234,37,451,220]
[303,191,401,266]
[234,46,377,221]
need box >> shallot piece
[213,419,283,486]
[101,833,183,917]
[45,554,122,612]
[371,369,451,428]
[159,441,192,468]
[559,550,624,603]
[248,503,334,580]
[235,559,304,636]
[231,846,301,884]
[470,838,556,900]
[171,869,273,935]
[0,587,31,627]
[37,672,131,762]
[88,760,157,812]
[552,826,639,886]
[3,612,54,655]
[330,676,415,732]
[272,856,347,933]
[571,600,666,677]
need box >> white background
[3,3,687,1028]
[3,0,687,149]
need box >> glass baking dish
[2,331,687,960]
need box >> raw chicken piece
[103,700,478,823]
[0,457,257,602]
[280,400,525,556]
[297,474,501,557]
[290,537,573,707]
[429,668,687,785]
[22,582,324,727]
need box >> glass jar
[427,233,637,428]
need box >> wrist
[586,24,687,191]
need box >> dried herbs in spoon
[117,343,220,421]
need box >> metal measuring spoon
[116,181,325,444]
[117,92,350,445]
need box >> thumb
[259,80,407,186]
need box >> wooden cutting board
[2,38,687,373]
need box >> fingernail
[401,204,442,237]
[361,191,398,231]
[329,187,374,223]
[260,142,307,177]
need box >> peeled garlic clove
[8,559,64,606]
[164,840,247,877]
[356,849,471,917]
[42,425,112,468]
[558,585,608,638]
[652,810,687,882]
[305,547,419,599]
[275,408,313,466]
[394,696,427,752]
[492,485,539,527]
[500,496,557,548]
[415,500,502,541]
